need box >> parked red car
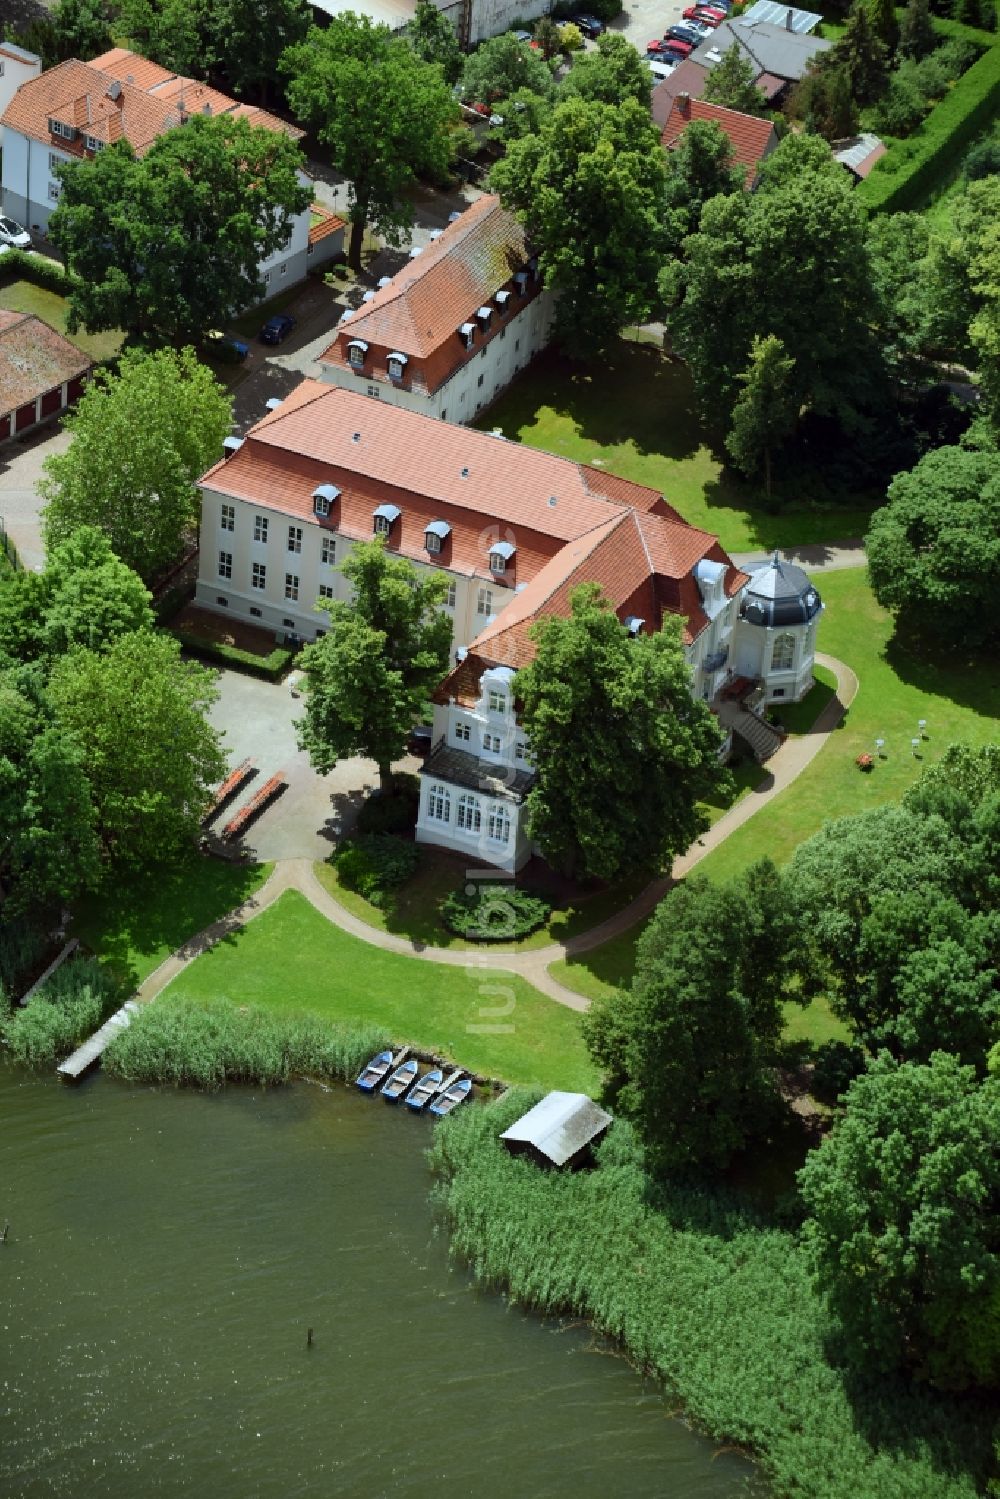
[661,37,694,56]
[683,4,726,20]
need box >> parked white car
[0,216,31,249]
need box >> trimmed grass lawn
[551,569,1000,1011]
[477,342,877,553]
[0,279,122,362]
[163,888,599,1092]
[74,854,271,990]
[314,852,649,953]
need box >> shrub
[334,834,420,907]
[963,122,1000,175]
[0,248,74,296]
[171,630,297,681]
[875,61,931,132]
[356,773,420,835]
[858,39,1000,211]
[0,957,118,1068]
[811,1040,868,1103]
[439,884,552,941]
[913,37,978,95]
[104,994,389,1089]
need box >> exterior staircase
[730,707,785,764]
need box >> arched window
[426,784,450,823]
[488,806,510,844]
[457,794,482,833]
[771,633,795,671]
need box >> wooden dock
[57,1001,141,1083]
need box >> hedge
[857,40,1000,212]
[439,884,552,941]
[171,630,297,681]
[334,834,420,908]
[0,247,74,295]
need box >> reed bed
[104,994,389,1090]
[1,957,119,1067]
[429,1092,993,1499]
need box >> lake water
[1,1062,758,1498]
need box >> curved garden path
[135,652,857,1014]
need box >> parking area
[608,0,697,55]
[207,667,423,863]
[0,423,71,572]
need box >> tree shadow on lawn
[882,625,1000,723]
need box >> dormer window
[84,134,103,152]
[488,540,516,575]
[495,289,512,314]
[386,352,408,381]
[424,519,451,555]
[476,306,492,331]
[514,271,528,295]
[347,339,368,369]
[624,616,645,637]
[373,502,401,538]
[459,322,476,350]
[49,118,76,141]
[312,483,340,518]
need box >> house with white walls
[0,43,40,149]
[0,48,344,283]
[318,194,553,424]
[197,379,823,871]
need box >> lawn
[162,888,599,1092]
[551,568,1000,1007]
[477,342,878,553]
[74,853,271,991]
[313,851,650,953]
[0,279,122,362]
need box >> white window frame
[454,722,471,743]
[425,532,441,555]
[488,806,511,844]
[47,181,61,202]
[220,503,235,532]
[445,582,457,609]
[218,550,232,580]
[321,535,336,566]
[374,514,391,537]
[456,793,482,834]
[287,525,302,554]
[477,587,493,618]
[251,562,267,591]
[487,690,507,715]
[771,633,796,671]
[318,583,334,601]
[427,783,451,823]
[253,515,269,544]
[285,573,299,602]
[483,732,501,753]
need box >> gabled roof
[0,48,302,157]
[832,133,887,179]
[318,195,535,393]
[692,19,831,82]
[501,1092,613,1167]
[651,60,711,125]
[0,310,91,413]
[741,1,822,33]
[660,95,777,182]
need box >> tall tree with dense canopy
[865,441,1000,647]
[47,632,224,869]
[459,31,554,106]
[661,118,744,253]
[515,585,727,883]
[216,0,311,102]
[799,1053,1000,1391]
[50,0,112,58]
[559,32,651,107]
[671,133,883,428]
[701,42,768,114]
[297,539,451,791]
[831,3,889,104]
[0,671,100,916]
[407,0,463,83]
[110,0,218,78]
[40,348,232,584]
[796,63,858,140]
[492,97,668,355]
[585,863,806,1173]
[282,16,458,270]
[51,114,310,344]
[725,334,798,493]
[898,0,936,59]
[865,0,899,51]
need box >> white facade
[0,45,40,148]
[322,288,555,424]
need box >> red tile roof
[0,311,91,413]
[651,61,711,125]
[308,203,346,246]
[660,95,777,182]
[0,49,302,157]
[318,194,544,396]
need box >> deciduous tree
[516,584,727,883]
[40,348,232,584]
[701,42,768,114]
[559,31,651,108]
[283,16,458,271]
[491,96,668,355]
[51,114,310,344]
[47,632,224,868]
[799,63,859,140]
[50,0,111,59]
[798,1053,1000,1390]
[216,0,310,102]
[899,0,936,59]
[113,0,218,77]
[865,441,1000,647]
[407,0,463,84]
[297,538,451,791]
[459,31,554,105]
[662,118,744,251]
[725,334,798,493]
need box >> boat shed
[500,1092,612,1171]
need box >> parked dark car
[572,12,605,36]
[203,329,250,363]
[259,313,296,345]
[666,22,707,45]
[407,724,434,756]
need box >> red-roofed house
[660,93,778,187]
[0,308,91,441]
[198,378,824,869]
[318,194,553,423]
[0,49,344,288]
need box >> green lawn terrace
[0,277,122,363]
[550,566,1000,1006]
[476,339,878,553]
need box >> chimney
[786,7,793,27]
[677,91,691,116]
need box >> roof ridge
[631,507,656,573]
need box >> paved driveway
[609,0,694,52]
[207,667,423,863]
[0,424,70,572]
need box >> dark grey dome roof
[740,553,822,627]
